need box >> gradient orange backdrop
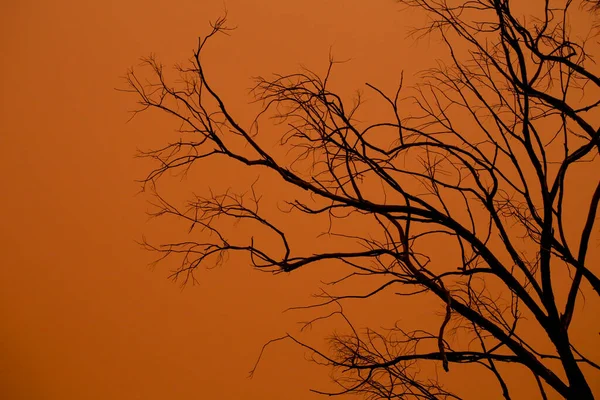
[1,1,598,399]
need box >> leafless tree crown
[123,1,600,399]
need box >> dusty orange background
[1,1,598,399]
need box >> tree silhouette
[123,1,600,399]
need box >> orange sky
[1,1,598,399]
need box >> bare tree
[123,0,600,399]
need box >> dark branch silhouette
[122,1,600,399]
